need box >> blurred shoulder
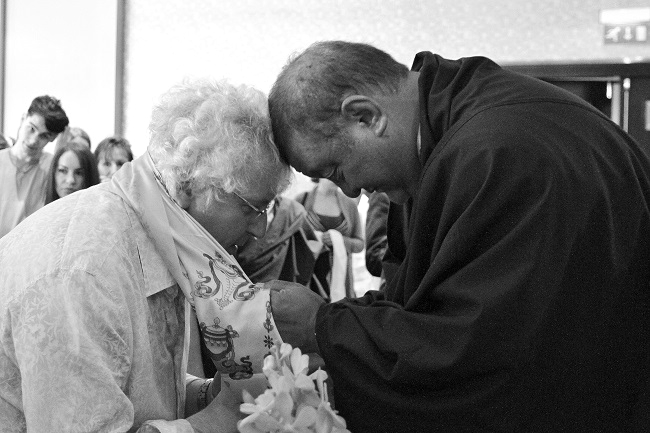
[39,151,53,169]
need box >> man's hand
[266,280,325,354]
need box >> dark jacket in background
[365,191,409,289]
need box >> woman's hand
[186,380,241,433]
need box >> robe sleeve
[314,111,598,409]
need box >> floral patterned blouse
[0,182,194,432]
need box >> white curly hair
[148,78,292,210]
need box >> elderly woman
[0,79,322,432]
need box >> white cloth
[0,153,281,432]
[113,153,281,392]
[0,171,186,432]
[328,230,347,302]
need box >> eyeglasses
[233,192,274,220]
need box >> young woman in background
[295,178,364,300]
[94,136,133,182]
[45,141,99,204]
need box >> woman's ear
[174,184,193,209]
[340,95,388,136]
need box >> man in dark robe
[266,41,650,432]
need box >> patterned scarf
[112,153,281,392]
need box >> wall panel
[124,0,650,157]
[3,0,118,149]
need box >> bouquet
[237,343,351,433]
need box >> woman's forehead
[102,146,130,161]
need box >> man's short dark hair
[269,41,409,160]
[27,95,69,134]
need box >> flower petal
[273,391,294,422]
[280,343,293,361]
[250,412,285,430]
[242,389,256,404]
[263,354,278,376]
[315,405,334,433]
[291,350,310,375]
[298,389,321,408]
[239,402,260,415]
[294,373,315,391]
[293,405,318,428]
[237,415,265,433]
[257,389,277,404]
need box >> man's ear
[340,95,387,136]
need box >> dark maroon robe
[316,53,650,432]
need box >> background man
[267,40,650,432]
[0,95,68,238]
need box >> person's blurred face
[16,114,58,158]
[187,189,275,256]
[55,151,85,198]
[98,147,130,182]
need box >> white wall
[3,0,117,150]
[123,0,650,158]
[4,0,650,160]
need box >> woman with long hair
[45,141,99,204]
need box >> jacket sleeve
[314,113,599,409]
[364,192,390,277]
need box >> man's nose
[247,214,267,239]
[25,133,38,145]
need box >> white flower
[237,343,351,433]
